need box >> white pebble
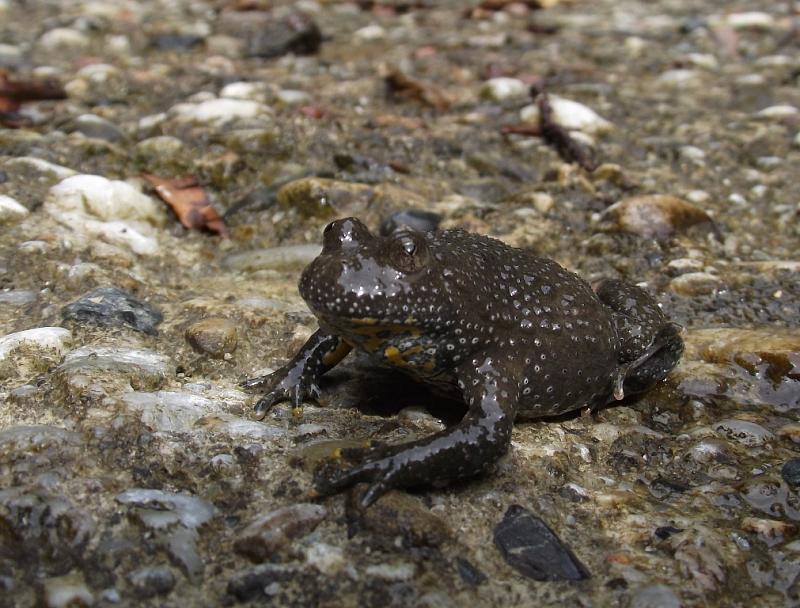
[481,77,528,102]
[46,174,164,224]
[44,175,165,255]
[276,89,312,105]
[220,81,268,101]
[0,327,72,362]
[520,96,613,135]
[755,105,799,119]
[724,12,776,30]
[657,69,702,88]
[0,195,29,223]
[354,24,386,41]
[171,98,273,126]
[37,27,89,51]
[685,190,710,204]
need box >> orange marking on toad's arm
[322,340,353,367]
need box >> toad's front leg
[315,354,519,507]
[241,329,352,416]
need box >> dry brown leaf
[0,69,66,127]
[143,174,229,238]
[385,69,450,112]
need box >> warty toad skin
[242,217,684,506]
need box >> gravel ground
[1,1,799,606]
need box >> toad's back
[426,230,619,416]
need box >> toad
[243,218,683,506]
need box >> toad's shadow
[319,353,466,425]
[318,352,616,427]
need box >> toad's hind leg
[314,354,519,507]
[595,279,683,398]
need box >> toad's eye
[400,236,417,256]
[323,222,334,234]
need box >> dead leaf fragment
[385,69,450,112]
[0,69,67,127]
[143,174,229,237]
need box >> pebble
[380,209,441,236]
[456,557,488,586]
[0,326,72,369]
[494,504,590,581]
[220,81,269,102]
[698,328,800,384]
[47,175,162,224]
[782,459,800,487]
[354,24,386,42]
[41,572,94,608]
[723,11,776,30]
[276,89,312,105]
[245,12,322,58]
[133,136,189,168]
[194,413,285,441]
[714,419,774,447]
[346,490,450,548]
[741,480,800,520]
[778,424,800,443]
[62,287,163,334]
[120,390,220,433]
[0,289,36,305]
[480,77,529,102]
[44,175,163,255]
[520,96,613,135]
[601,194,714,240]
[0,42,22,66]
[226,564,297,601]
[630,584,682,608]
[127,565,176,598]
[185,318,238,358]
[741,517,797,545]
[657,69,702,88]
[116,488,216,529]
[365,562,416,581]
[170,98,273,126]
[0,424,80,455]
[71,114,125,142]
[669,272,722,296]
[233,503,327,563]
[37,27,90,51]
[58,346,172,388]
[0,194,29,223]
[222,244,321,272]
[304,542,346,575]
[755,105,799,120]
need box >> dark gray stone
[380,209,442,236]
[494,504,590,581]
[227,564,298,601]
[127,565,175,598]
[62,287,163,334]
[71,114,126,142]
[245,12,321,58]
[781,458,800,487]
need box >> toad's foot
[241,329,351,417]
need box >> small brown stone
[602,194,715,240]
[233,503,327,563]
[185,318,237,358]
[345,488,450,548]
